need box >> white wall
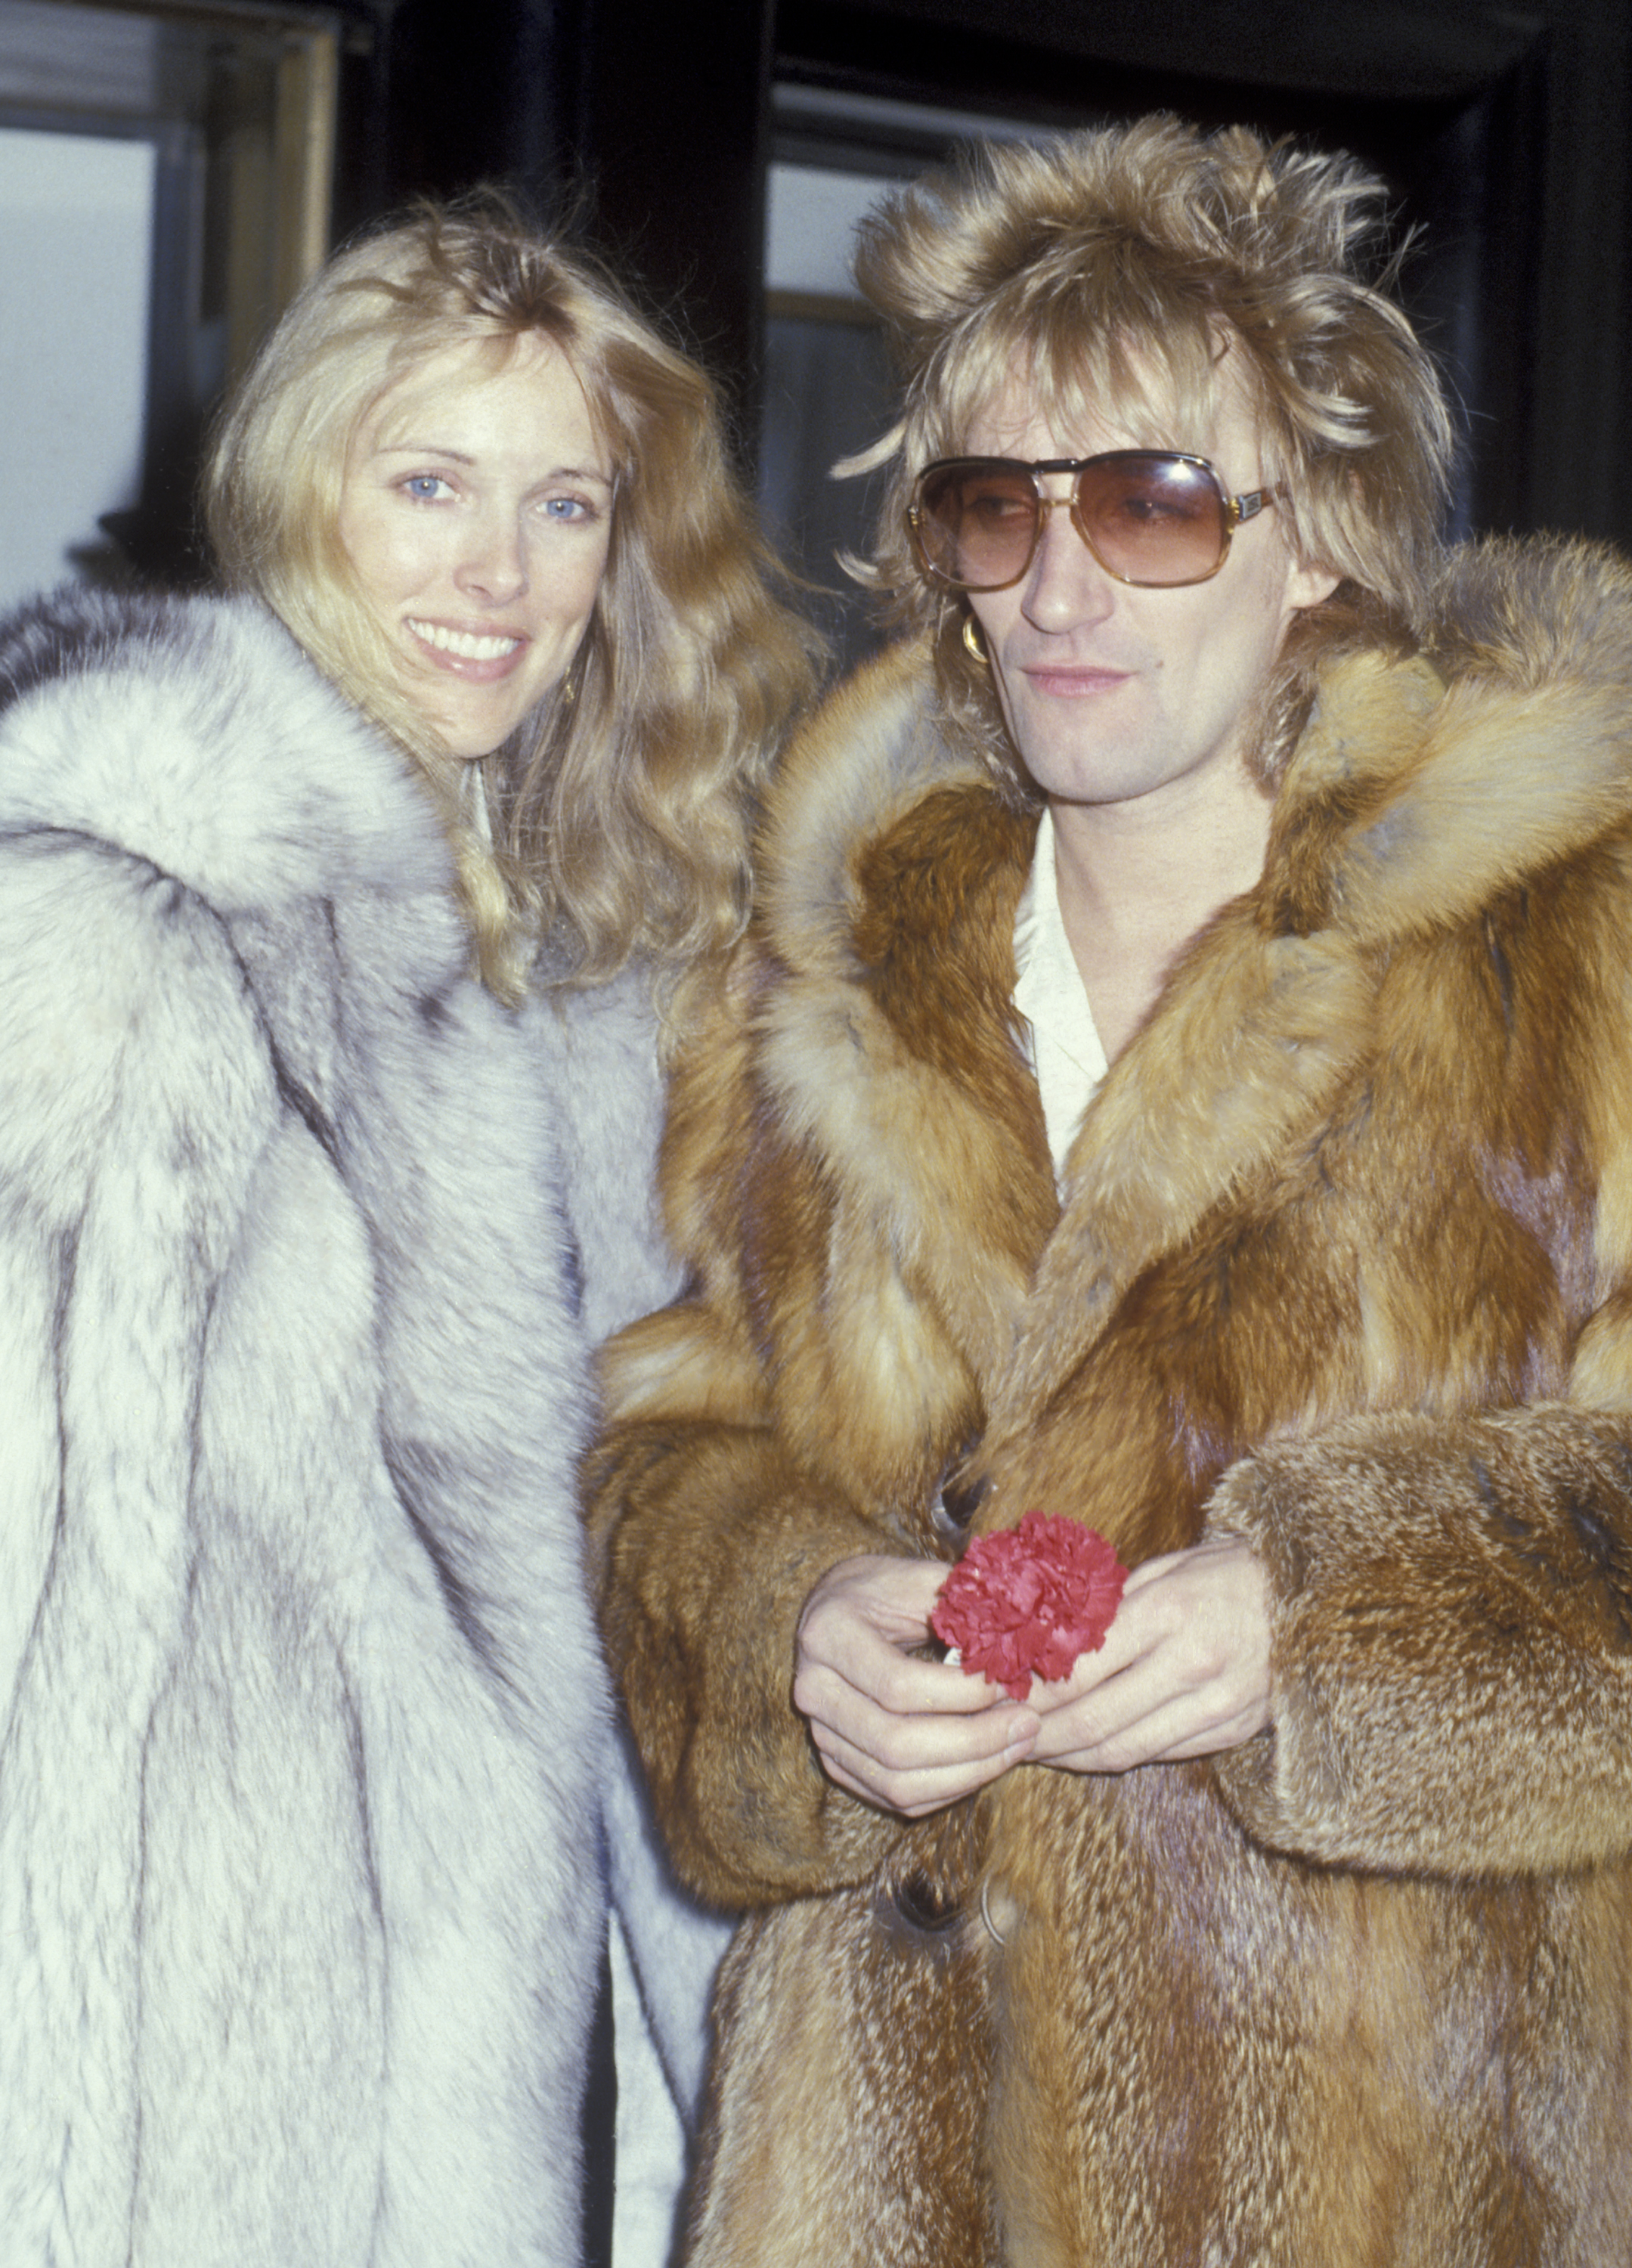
[0,123,153,609]
[765,163,888,299]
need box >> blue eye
[401,473,454,503]
[541,494,597,525]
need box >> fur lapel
[757,539,1632,1442]
[0,587,450,914]
[757,643,1057,1398]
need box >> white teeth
[409,621,520,662]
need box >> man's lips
[1017,663,1131,697]
[407,618,527,680]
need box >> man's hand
[792,1535,1271,1816]
[1025,1534,1271,1772]
[793,1554,1038,1817]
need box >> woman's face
[337,332,614,758]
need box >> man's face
[964,359,1336,820]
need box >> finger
[816,1724,1033,1814]
[1024,1670,1157,1767]
[797,1555,952,1656]
[1030,1670,1263,1774]
[813,1709,1037,1817]
[797,1658,1034,1769]
[794,1642,1017,1724]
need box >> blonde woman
[0,199,812,2267]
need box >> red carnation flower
[931,1510,1128,1702]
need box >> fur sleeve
[586,957,906,1909]
[0,826,290,2258]
[590,1414,899,1905]
[1205,1404,1632,1875]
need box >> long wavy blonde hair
[847,117,1457,791]
[206,194,819,1006]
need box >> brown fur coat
[590,537,1632,2267]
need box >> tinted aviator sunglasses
[907,451,1279,593]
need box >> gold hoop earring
[962,612,989,666]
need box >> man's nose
[1020,490,1116,632]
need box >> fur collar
[754,536,1632,1433]
[0,586,451,916]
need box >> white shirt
[1012,806,1108,1181]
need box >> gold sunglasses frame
[906,451,1278,593]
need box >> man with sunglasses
[590,116,1632,2265]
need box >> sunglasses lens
[912,454,1232,590]
[913,462,1040,590]
[1075,456,1226,585]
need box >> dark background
[20,0,1629,608]
[336,0,1632,559]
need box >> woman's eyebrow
[370,440,612,486]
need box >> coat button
[933,1467,990,1538]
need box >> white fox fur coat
[0,588,608,2268]
[593,537,1632,2266]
